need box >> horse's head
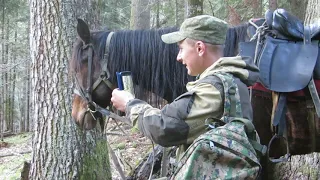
[70,19,114,130]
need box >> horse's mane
[72,27,194,104]
[71,24,248,105]
[109,27,194,103]
[224,23,248,57]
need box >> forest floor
[106,120,154,180]
[0,132,32,180]
[0,121,153,180]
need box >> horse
[70,19,194,130]
[224,10,320,161]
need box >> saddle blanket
[251,80,320,100]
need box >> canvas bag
[170,73,266,180]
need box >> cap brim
[161,32,186,44]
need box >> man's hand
[111,89,134,112]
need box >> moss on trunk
[81,140,112,180]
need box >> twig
[0,150,32,158]
[115,149,133,173]
[107,142,126,180]
[105,132,126,136]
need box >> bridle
[73,32,116,122]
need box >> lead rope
[248,19,266,102]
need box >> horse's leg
[252,90,287,180]
[286,99,319,155]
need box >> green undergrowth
[4,132,33,145]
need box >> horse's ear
[77,18,91,44]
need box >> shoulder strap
[214,72,267,156]
[213,72,243,123]
[230,117,267,156]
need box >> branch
[0,150,32,158]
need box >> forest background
[0,0,319,179]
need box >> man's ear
[196,41,205,56]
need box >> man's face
[177,39,201,76]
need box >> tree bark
[26,13,30,132]
[269,0,277,11]
[268,1,320,179]
[304,0,319,24]
[156,0,160,28]
[226,4,241,25]
[26,55,30,132]
[4,18,10,132]
[186,0,203,18]
[289,0,308,20]
[130,0,151,29]
[28,0,111,179]
[10,28,17,132]
[175,0,179,26]
[0,0,4,141]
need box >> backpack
[170,73,267,180]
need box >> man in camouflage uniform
[111,15,259,162]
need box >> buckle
[205,118,222,130]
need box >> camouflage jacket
[125,56,259,160]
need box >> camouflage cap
[161,15,228,45]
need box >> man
[111,15,259,160]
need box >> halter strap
[86,44,94,102]
[102,32,114,78]
[92,31,115,91]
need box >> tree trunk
[304,0,319,24]
[226,4,241,25]
[26,17,30,132]
[186,0,203,18]
[130,0,151,29]
[0,0,4,141]
[268,1,320,179]
[10,28,17,132]
[5,17,10,132]
[156,0,160,28]
[269,0,277,11]
[26,55,30,132]
[28,0,111,179]
[175,0,179,26]
[289,0,308,20]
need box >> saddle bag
[171,73,265,180]
[258,36,319,92]
[240,36,320,90]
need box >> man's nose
[177,53,182,62]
